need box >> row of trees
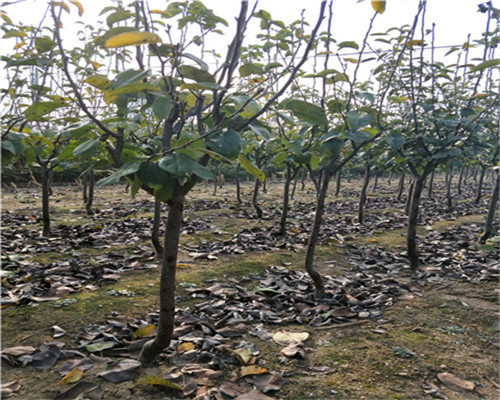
[1,0,498,364]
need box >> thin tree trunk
[457,165,465,195]
[82,172,88,203]
[335,167,341,196]
[479,171,499,244]
[427,170,435,199]
[397,174,405,202]
[358,162,371,224]
[300,170,306,191]
[41,163,51,237]
[291,176,298,200]
[371,172,379,193]
[446,167,453,212]
[138,195,184,365]
[404,180,415,216]
[388,171,393,186]
[152,197,164,261]
[474,165,487,204]
[235,163,242,204]
[252,179,263,218]
[278,165,293,235]
[85,170,95,215]
[407,175,426,271]
[304,169,332,299]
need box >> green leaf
[154,179,177,202]
[207,129,242,160]
[192,163,214,180]
[111,69,149,89]
[95,26,136,46]
[238,154,265,182]
[347,130,371,144]
[178,65,215,83]
[158,153,196,177]
[24,100,67,121]
[470,58,500,72]
[34,36,56,53]
[385,132,406,150]
[104,82,159,104]
[73,138,100,157]
[135,375,182,390]
[2,137,25,155]
[96,161,141,187]
[152,96,173,120]
[248,124,270,140]
[239,63,264,77]
[278,99,328,126]
[181,53,209,71]
[321,134,344,159]
[338,40,359,50]
[196,148,233,164]
[181,82,225,91]
[85,341,116,353]
[346,111,372,131]
[106,10,132,27]
[66,123,94,138]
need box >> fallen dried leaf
[437,372,475,392]
[272,331,309,346]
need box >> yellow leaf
[50,1,70,13]
[69,0,84,16]
[406,39,425,48]
[177,342,195,352]
[105,31,162,48]
[400,96,410,101]
[84,74,111,90]
[13,42,26,50]
[133,324,156,339]
[472,93,490,99]
[371,0,386,14]
[91,61,102,70]
[135,375,182,390]
[369,238,378,242]
[150,9,164,14]
[344,57,358,64]
[58,368,83,384]
[176,263,190,268]
[239,365,269,378]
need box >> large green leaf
[385,132,406,150]
[152,96,173,120]
[321,134,344,159]
[181,53,209,71]
[239,63,264,77]
[178,65,215,83]
[24,100,67,121]
[207,129,242,160]
[158,153,195,177]
[470,58,500,72]
[73,138,100,157]
[110,69,149,89]
[96,161,141,187]
[137,161,171,186]
[346,111,372,131]
[278,99,328,126]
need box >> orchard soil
[1,177,499,400]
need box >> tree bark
[304,169,333,299]
[40,163,51,237]
[371,171,379,192]
[474,165,487,204]
[278,165,295,235]
[407,175,426,271]
[445,166,453,212]
[358,161,371,224]
[235,163,242,204]
[404,180,415,216]
[335,167,341,196]
[85,170,95,215]
[427,169,434,199]
[457,165,465,195]
[152,197,164,261]
[138,194,184,365]
[397,174,405,202]
[479,170,499,244]
[252,178,263,218]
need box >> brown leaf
[422,381,448,399]
[54,381,102,400]
[437,372,475,392]
[234,389,275,400]
[97,359,141,383]
[58,367,84,384]
[272,331,309,346]
[239,365,269,378]
[2,346,36,356]
[281,343,305,358]
[0,381,21,398]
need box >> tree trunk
[300,170,306,191]
[335,167,341,196]
[479,171,499,244]
[457,165,465,195]
[40,163,51,237]
[152,197,164,261]
[278,165,293,235]
[82,173,88,203]
[304,169,333,299]
[397,174,405,202]
[235,163,242,204]
[446,167,453,212]
[291,176,298,200]
[358,162,371,224]
[407,175,426,271]
[474,165,487,205]
[404,180,415,216]
[388,171,393,186]
[138,195,184,365]
[427,170,435,199]
[85,170,95,215]
[252,179,263,218]
[371,172,379,192]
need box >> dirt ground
[1,178,499,400]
